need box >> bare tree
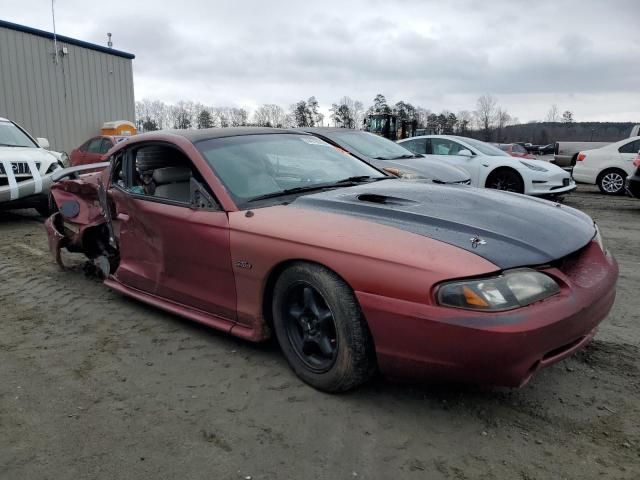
[545,104,560,122]
[415,107,431,129]
[253,104,286,127]
[475,94,498,141]
[228,108,249,127]
[330,97,364,129]
[495,108,512,142]
[562,110,574,123]
[456,110,473,135]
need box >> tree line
[134,94,634,143]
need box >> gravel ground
[1,185,638,480]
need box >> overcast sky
[4,0,639,122]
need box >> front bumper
[357,241,618,387]
[527,177,577,196]
[625,173,640,198]
[0,174,54,207]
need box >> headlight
[437,269,560,311]
[593,224,606,253]
[519,161,548,172]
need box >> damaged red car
[44,128,618,392]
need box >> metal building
[0,19,135,153]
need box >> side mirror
[37,137,50,149]
[458,149,473,157]
[190,177,218,210]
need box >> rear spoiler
[51,162,110,182]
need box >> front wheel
[272,262,376,393]
[485,169,525,194]
[597,169,627,195]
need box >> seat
[153,166,192,203]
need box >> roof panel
[0,19,135,59]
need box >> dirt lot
[1,185,638,480]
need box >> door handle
[117,212,129,221]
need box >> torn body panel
[45,169,114,272]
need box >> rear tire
[272,262,376,393]
[597,169,627,195]
[485,168,525,194]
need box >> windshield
[197,133,386,205]
[0,121,37,147]
[330,130,415,160]
[457,137,510,157]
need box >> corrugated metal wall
[0,26,134,153]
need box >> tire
[35,195,57,218]
[485,168,525,194]
[272,262,376,392]
[597,169,627,195]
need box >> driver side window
[430,139,465,155]
[402,139,427,155]
[115,144,219,209]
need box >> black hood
[291,180,595,269]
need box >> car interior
[113,144,204,205]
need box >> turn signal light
[577,153,586,162]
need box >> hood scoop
[356,193,418,206]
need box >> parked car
[44,127,617,392]
[0,116,65,215]
[538,144,555,155]
[69,135,129,166]
[493,143,537,159]
[572,137,640,195]
[624,152,640,198]
[398,135,576,197]
[554,141,611,168]
[296,127,471,184]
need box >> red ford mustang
[44,128,618,392]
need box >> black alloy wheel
[486,169,525,193]
[282,283,338,373]
[272,262,376,392]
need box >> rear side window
[87,138,103,153]
[100,138,114,154]
[619,140,640,154]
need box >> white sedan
[572,136,640,195]
[398,135,576,197]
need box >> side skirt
[103,277,257,341]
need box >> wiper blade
[248,184,333,202]
[0,143,20,147]
[332,175,387,184]
[247,176,389,202]
[392,154,417,159]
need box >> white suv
[0,117,66,215]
